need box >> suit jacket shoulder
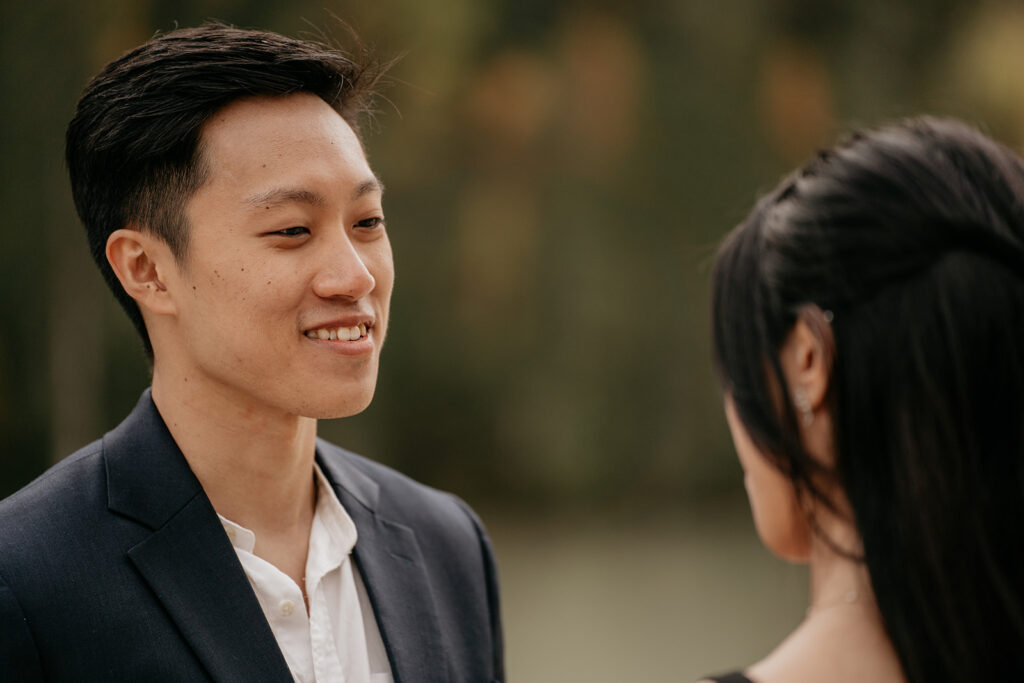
[0,441,108,680]
[0,396,292,681]
[315,439,505,683]
[0,392,504,683]
[319,440,484,548]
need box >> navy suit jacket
[0,391,504,682]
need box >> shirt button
[280,599,295,617]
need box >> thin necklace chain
[806,589,860,616]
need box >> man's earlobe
[106,228,177,315]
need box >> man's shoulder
[0,438,107,525]
[317,438,446,498]
[316,439,488,540]
[317,440,504,681]
[0,438,114,586]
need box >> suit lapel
[105,391,292,682]
[127,495,293,681]
[317,446,449,683]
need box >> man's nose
[311,235,376,300]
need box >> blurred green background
[3,0,1024,679]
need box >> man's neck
[150,365,318,536]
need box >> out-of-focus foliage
[3,0,1023,508]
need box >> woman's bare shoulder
[746,611,903,683]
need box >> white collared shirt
[219,465,394,683]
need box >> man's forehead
[193,93,375,194]
[199,93,360,154]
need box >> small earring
[794,388,814,426]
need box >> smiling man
[0,25,503,682]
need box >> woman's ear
[106,228,178,317]
[779,306,835,413]
[779,305,837,472]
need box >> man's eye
[275,226,309,236]
[355,217,385,229]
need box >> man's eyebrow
[244,177,384,208]
[352,177,385,201]
[245,188,326,209]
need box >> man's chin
[298,390,376,420]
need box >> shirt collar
[218,514,256,553]
[216,463,359,575]
[306,462,359,581]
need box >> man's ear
[106,228,178,316]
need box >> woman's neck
[748,523,905,683]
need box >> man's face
[162,93,394,419]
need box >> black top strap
[703,672,754,683]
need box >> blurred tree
[2,0,1021,508]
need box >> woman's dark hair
[711,117,1024,682]
[65,22,389,355]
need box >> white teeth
[306,324,369,341]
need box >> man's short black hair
[65,22,388,355]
